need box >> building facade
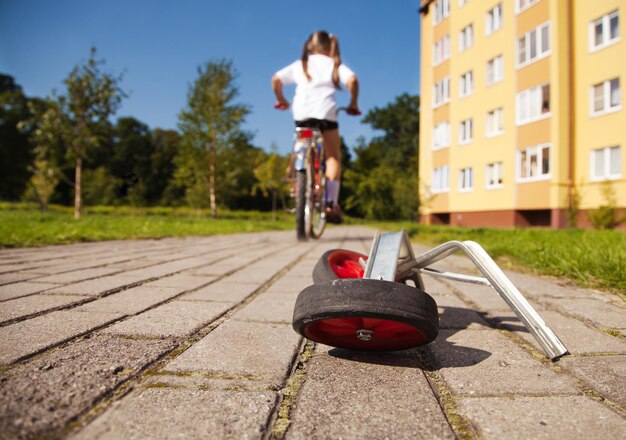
[419,0,625,228]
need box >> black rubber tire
[295,170,307,240]
[312,249,367,283]
[293,278,439,351]
[308,159,326,239]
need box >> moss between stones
[424,370,477,440]
[270,341,315,440]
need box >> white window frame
[590,146,622,181]
[589,10,620,52]
[458,0,470,8]
[433,0,451,25]
[433,121,451,150]
[590,78,621,116]
[458,167,474,192]
[486,162,504,189]
[486,108,504,137]
[458,118,473,145]
[433,76,451,108]
[516,0,538,14]
[459,71,474,97]
[486,55,504,85]
[459,24,474,52]
[517,22,551,68]
[517,144,551,182]
[486,3,503,36]
[432,165,450,193]
[433,34,450,66]
[516,83,551,125]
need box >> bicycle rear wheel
[306,151,327,239]
[295,170,307,240]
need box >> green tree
[343,94,420,220]
[0,74,34,200]
[60,48,125,218]
[177,59,250,217]
[253,146,290,220]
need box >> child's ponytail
[301,31,341,88]
[329,34,342,89]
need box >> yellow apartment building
[419,0,625,228]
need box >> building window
[486,3,503,35]
[486,108,504,137]
[459,24,474,52]
[433,121,451,150]
[517,144,551,182]
[459,71,474,97]
[517,22,551,67]
[516,0,538,14]
[486,55,504,85]
[434,0,451,25]
[517,83,550,125]
[459,118,473,145]
[433,77,451,108]
[458,0,470,7]
[591,146,621,181]
[590,10,620,51]
[486,162,504,189]
[458,167,474,192]
[433,35,450,65]
[591,78,621,116]
[432,165,450,193]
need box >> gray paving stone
[75,286,184,314]
[441,280,512,311]
[267,275,312,294]
[166,320,300,387]
[0,282,60,301]
[287,349,455,440]
[180,281,258,303]
[560,355,626,407]
[102,300,231,338]
[541,297,626,330]
[0,334,175,439]
[505,270,607,300]
[457,395,625,439]
[72,387,276,440]
[508,310,626,355]
[234,292,298,324]
[33,267,122,284]
[0,294,86,322]
[0,272,38,284]
[430,329,579,396]
[46,275,148,296]
[0,310,122,364]
[143,274,216,290]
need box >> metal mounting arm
[364,231,569,361]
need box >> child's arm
[272,75,290,109]
[346,75,360,113]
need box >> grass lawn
[371,221,626,298]
[0,203,292,248]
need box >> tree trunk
[272,190,277,222]
[74,157,82,220]
[209,146,217,218]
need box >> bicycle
[275,104,360,240]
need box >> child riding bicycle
[272,30,360,223]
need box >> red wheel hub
[328,250,366,279]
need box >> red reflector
[298,129,314,139]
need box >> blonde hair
[301,30,342,88]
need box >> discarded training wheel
[292,278,439,351]
[312,249,367,283]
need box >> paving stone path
[0,226,624,439]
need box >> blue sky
[0,0,422,155]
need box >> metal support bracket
[364,230,569,361]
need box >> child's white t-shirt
[275,54,355,122]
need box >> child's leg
[323,128,341,206]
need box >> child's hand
[274,101,290,110]
[346,105,361,116]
